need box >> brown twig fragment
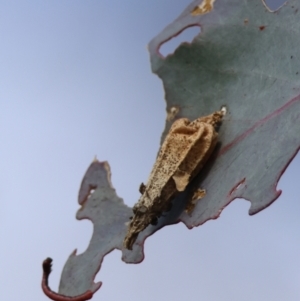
[124,110,224,249]
[42,258,94,301]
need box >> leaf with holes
[145,0,300,231]
[52,160,144,298]
[46,0,300,299]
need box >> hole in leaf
[221,105,227,115]
[263,0,286,11]
[159,26,200,57]
[167,106,180,121]
[87,188,95,199]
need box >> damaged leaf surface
[56,0,300,297]
[147,0,300,229]
[58,161,144,297]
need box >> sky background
[1,0,299,301]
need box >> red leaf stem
[42,258,94,301]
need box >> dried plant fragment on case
[186,188,206,214]
[124,110,224,249]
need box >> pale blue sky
[1,1,299,301]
